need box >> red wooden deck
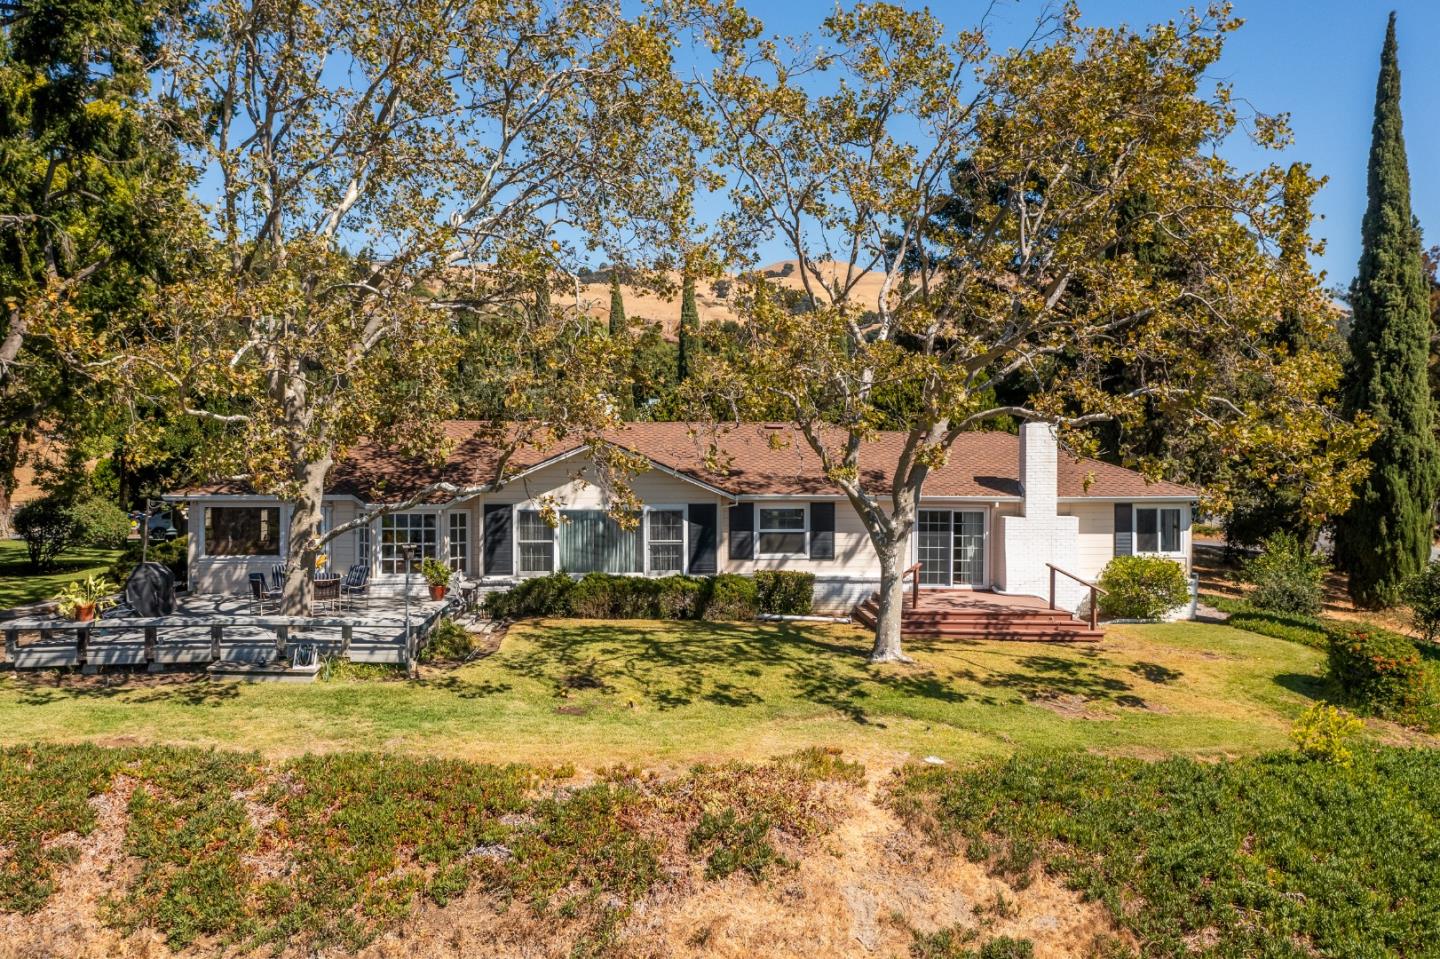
[851,589,1102,642]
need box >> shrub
[1241,532,1328,615]
[484,571,575,619]
[68,497,132,550]
[1290,703,1365,766]
[420,618,475,662]
[702,573,758,621]
[1096,555,1189,620]
[1326,622,1439,729]
[110,535,188,587]
[1401,560,1440,643]
[484,572,769,621]
[656,576,704,619]
[754,570,815,615]
[13,496,75,571]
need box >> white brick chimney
[995,421,1084,609]
[1019,421,1058,518]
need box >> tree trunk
[0,429,21,540]
[279,455,331,619]
[869,546,911,663]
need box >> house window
[1136,507,1183,554]
[379,512,438,574]
[357,524,372,570]
[758,506,807,557]
[203,507,281,556]
[517,510,555,574]
[648,509,685,574]
[557,510,641,574]
[448,512,469,572]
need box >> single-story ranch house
[168,421,1197,613]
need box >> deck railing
[900,562,924,610]
[1046,564,1107,631]
[3,605,449,671]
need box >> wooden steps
[852,592,1102,642]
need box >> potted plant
[420,557,453,600]
[54,575,120,623]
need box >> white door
[915,509,986,587]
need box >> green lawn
[0,617,1356,767]
[0,538,124,610]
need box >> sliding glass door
[915,509,986,587]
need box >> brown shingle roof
[174,421,1197,502]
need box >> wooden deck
[2,593,458,672]
[852,588,1103,642]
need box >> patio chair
[311,576,341,615]
[248,572,280,614]
[340,564,370,610]
[271,564,287,593]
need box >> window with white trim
[1135,507,1183,554]
[447,512,469,572]
[356,524,372,571]
[758,506,807,557]
[517,510,555,574]
[203,507,280,556]
[379,512,438,574]
[647,509,685,574]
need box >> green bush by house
[754,570,815,616]
[1096,555,1189,620]
[109,535,189,587]
[1241,532,1329,615]
[1326,621,1440,730]
[484,571,815,622]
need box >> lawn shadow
[1274,672,1329,701]
[500,620,980,725]
[421,674,513,700]
[13,672,242,707]
[1129,661,1184,684]
[496,620,1168,726]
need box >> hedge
[484,570,816,622]
[1326,621,1440,730]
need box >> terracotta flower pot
[428,584,448,601]
[74,603,96,623]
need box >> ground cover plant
[0,744,859,955]
[891,748,1440,958]
[0,620,1351,766]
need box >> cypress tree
[1336,13,1440,607]
[608,273,626,336]
[677,274,698,381]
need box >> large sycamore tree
[126,0,700,611]
[692,2,1365,661]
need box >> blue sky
[727,1,1439,288]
